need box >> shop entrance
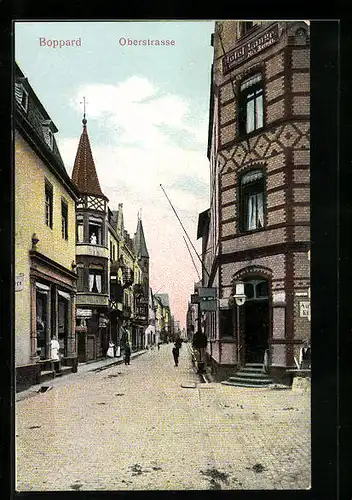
[243,279,269,363]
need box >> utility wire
[160,184,210,279]
[183,236,201,281]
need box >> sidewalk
[15,348,148,402]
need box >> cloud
[57,76,210,327]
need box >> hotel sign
[223,23,281,73]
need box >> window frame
[238,73,264,138]
[61,199,68,240]
[88,268,104,294]
[239,169,266,234]
[44,179,53,229]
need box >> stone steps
[221,363,274,388]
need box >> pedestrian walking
[157,342,160,350]
[124,342,131,365]
[172,343,180,367]
[174,337,182,350]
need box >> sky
[15,21,215,329]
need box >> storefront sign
[77,308,92,318]
[299,301,310,318]
[223,23,280,73]
[15,274,24,291]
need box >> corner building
[205,21,310,381]
[71,116,110,361]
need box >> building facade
[15,63,79,390]
[71,115,110,362]
[203,21,310,381]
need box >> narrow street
[16,344,310,491]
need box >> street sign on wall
[198,287,217,312]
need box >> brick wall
[292,73,310,93]
[265,75,285,102]
[222,227,286,254]
[266,99,285,124]
[268,207,286,226]
[291,49,310,69]
[265,52,285,80]
[293,188,310,204]
[221,253,286,287]
[292,96,310,115]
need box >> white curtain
[89,274,94,292]
[247,195,256,230]
[77,224,84,242]
[256,95,264,128]
[96,275,102,293]
[257,192,264,227]
[246,97,255,133]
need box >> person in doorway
[172,342,180,367]
[50,335,60,361]
[124,342,131,365]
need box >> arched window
[240,170,265,231]
[239,73,264,135]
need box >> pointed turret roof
[71,116,107,198]
[134,216,149,258]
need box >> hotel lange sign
[223,23,281,73]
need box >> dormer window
[42,120,54,150]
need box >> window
[110,241,113,261]
[45,181,53,228]
[61,201,68,240]
[89,269,103,293]
[219,309,234,338]
[243,279,269,301]
[239,21,254,37]
[240,170,265,231]
[239,74,264,136]
[58,290,70,354]
[88,217,102,245]
[76,217,84,242]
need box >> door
[36,289,49,359]
[244,279,269,363]
[58,296,68,357]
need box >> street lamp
[233,280,247,368]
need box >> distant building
[15,63,79,390]
[154,294,171,343]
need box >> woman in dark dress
[124,342,131,365]
[172,343,180,367]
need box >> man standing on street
[192,325,208,373]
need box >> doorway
[243,278,269,363]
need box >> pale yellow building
[15,63,79,391]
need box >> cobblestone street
[16,344,311,491]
